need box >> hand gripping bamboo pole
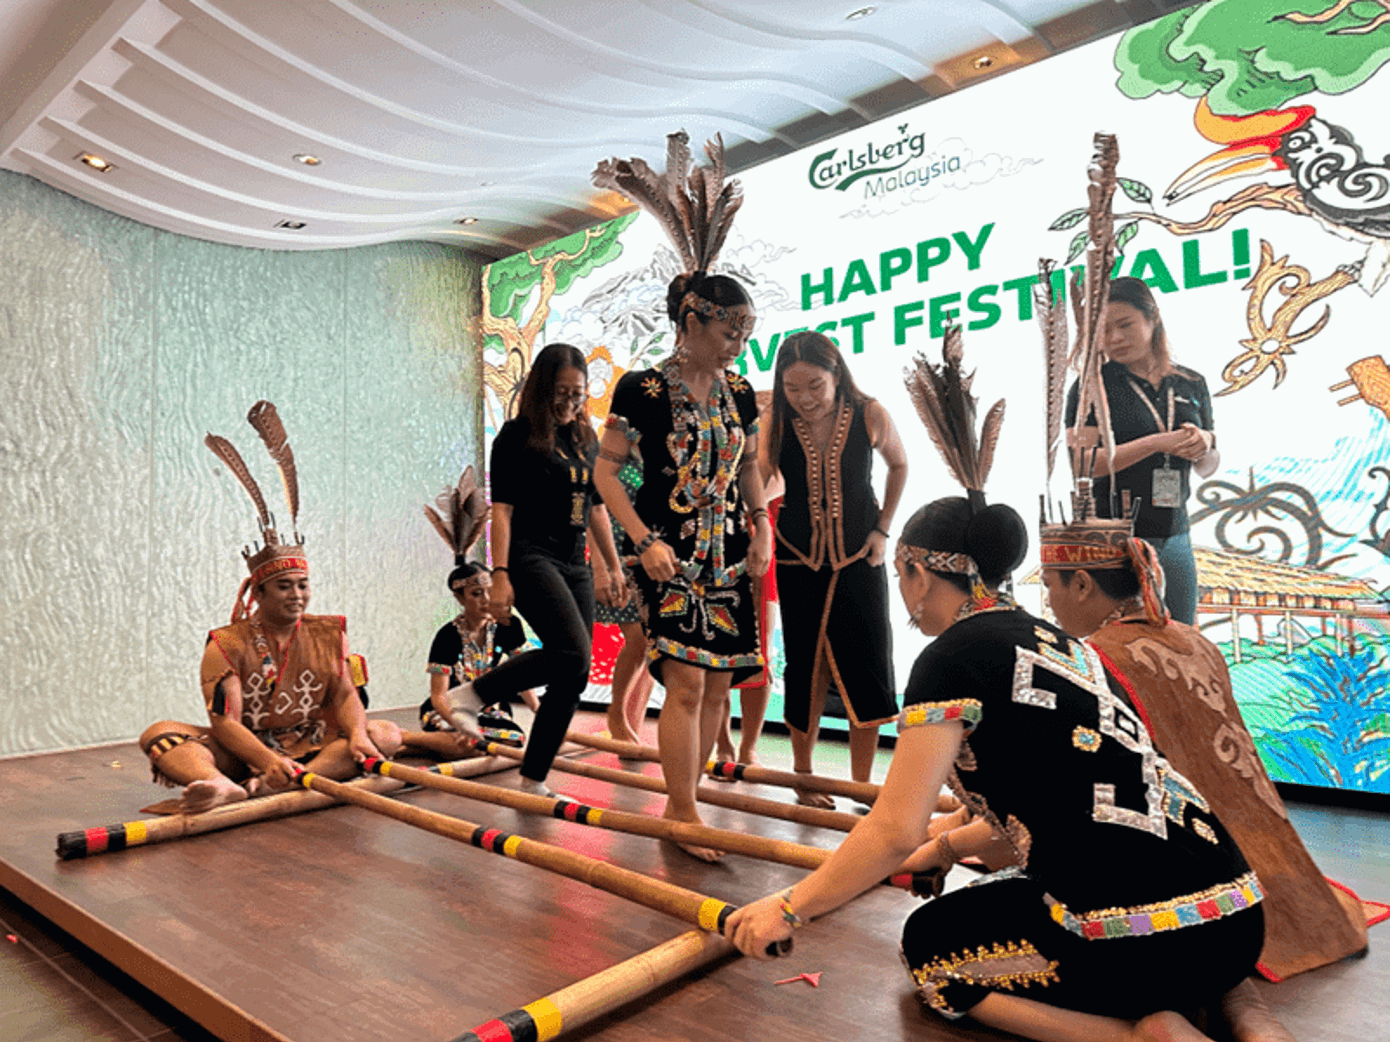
[54,754,511,860]
[448,924,735,1042]
[293,768,791,957]
[472,738,863,831]
[361,758,830,870]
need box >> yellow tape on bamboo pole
[55,755,509,859]
[363,757,829,870]
[294,770,791,958]
[474,739,863,832]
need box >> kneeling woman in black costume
[729,498,1288,1042]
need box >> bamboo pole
[54,754,510,859]
[362,758,831,870]
[448,925,734,1042]
[472,738,863,831]
[294,769,791,956]
[563,731,960,811]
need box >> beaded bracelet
[750,507,769,524]
[634,531,660,555]
[936,830,961,870]
[778,888,804,928]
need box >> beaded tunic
[201,615,348,759]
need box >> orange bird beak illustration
[1165,97,1316,203]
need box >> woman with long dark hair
[595,271,771,861]
[762,331,906,803]
[728,496,1282,1042]
[450,343,626,797]
[1065,276,1218,623]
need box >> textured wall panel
[0,170,484,758]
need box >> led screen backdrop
[483,0,1390,795]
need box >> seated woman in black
[728,497,1290,1042]
[417,561,538,755]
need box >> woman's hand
[608,571,630,608]
[489,572,515,621]
[1170,422,1212,462]
[865,529,888,567]
[748,517,772,578]
[348,728,383,764]
[727,894,795,959]
[640,540,679,582]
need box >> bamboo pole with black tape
[54,753,509,860]
[362,757,830,870]
[471,737,863,831]
[293,767,791,957]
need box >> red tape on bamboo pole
[292,768,791,957]
[472,738,863,832]
[54,754,510,860]
[361,758,830,871]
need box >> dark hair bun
[666,272,699,323]
[964,504,1028,584]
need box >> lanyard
[1127,375,1175,468]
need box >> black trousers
[474,545,594,782]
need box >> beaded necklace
[250,617,302,694]
[659,356,746,583]
[451,613,496,682]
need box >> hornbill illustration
[1166,98,1390,295]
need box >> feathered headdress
[424,466,490,589]
[1036,133,1167,625]
[899,325,1006,602]
[592,131,742,277]
[903,324,1005,514]
[204,400,307,622]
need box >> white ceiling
[0,0,1189,259]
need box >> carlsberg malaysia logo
[808,123,962,196]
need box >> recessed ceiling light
[276,219,307,229]
[77,152,114,173]
[846,6,876,19]
[455,216,479,225]
[480,181,496,187]
[972,55,996,70]
[293,154,322,166]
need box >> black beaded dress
[898,604,1263,1021]
[605,358,763,683]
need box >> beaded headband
[451,570,492,593]
[895,542,990,604]
[681,291,757,332]
[1040,522,1168,625]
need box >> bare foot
[1221,980,1297,1042]
[606,724,642,746]
[736,750,761,767]
[662,806,723,863]
[793,771,835,810]
[180,776,248,815]
[1134,1011,1213,1042]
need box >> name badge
[1151,466,1183,509]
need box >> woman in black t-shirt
[463,344,626,797]
[1064,277,1218,624]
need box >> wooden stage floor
[1,710,1385,1042]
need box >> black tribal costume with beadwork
[605,358,762,682]
[776,401,895,730]
[898,607,1262,1020]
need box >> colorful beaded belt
[1046,871,1263,940]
